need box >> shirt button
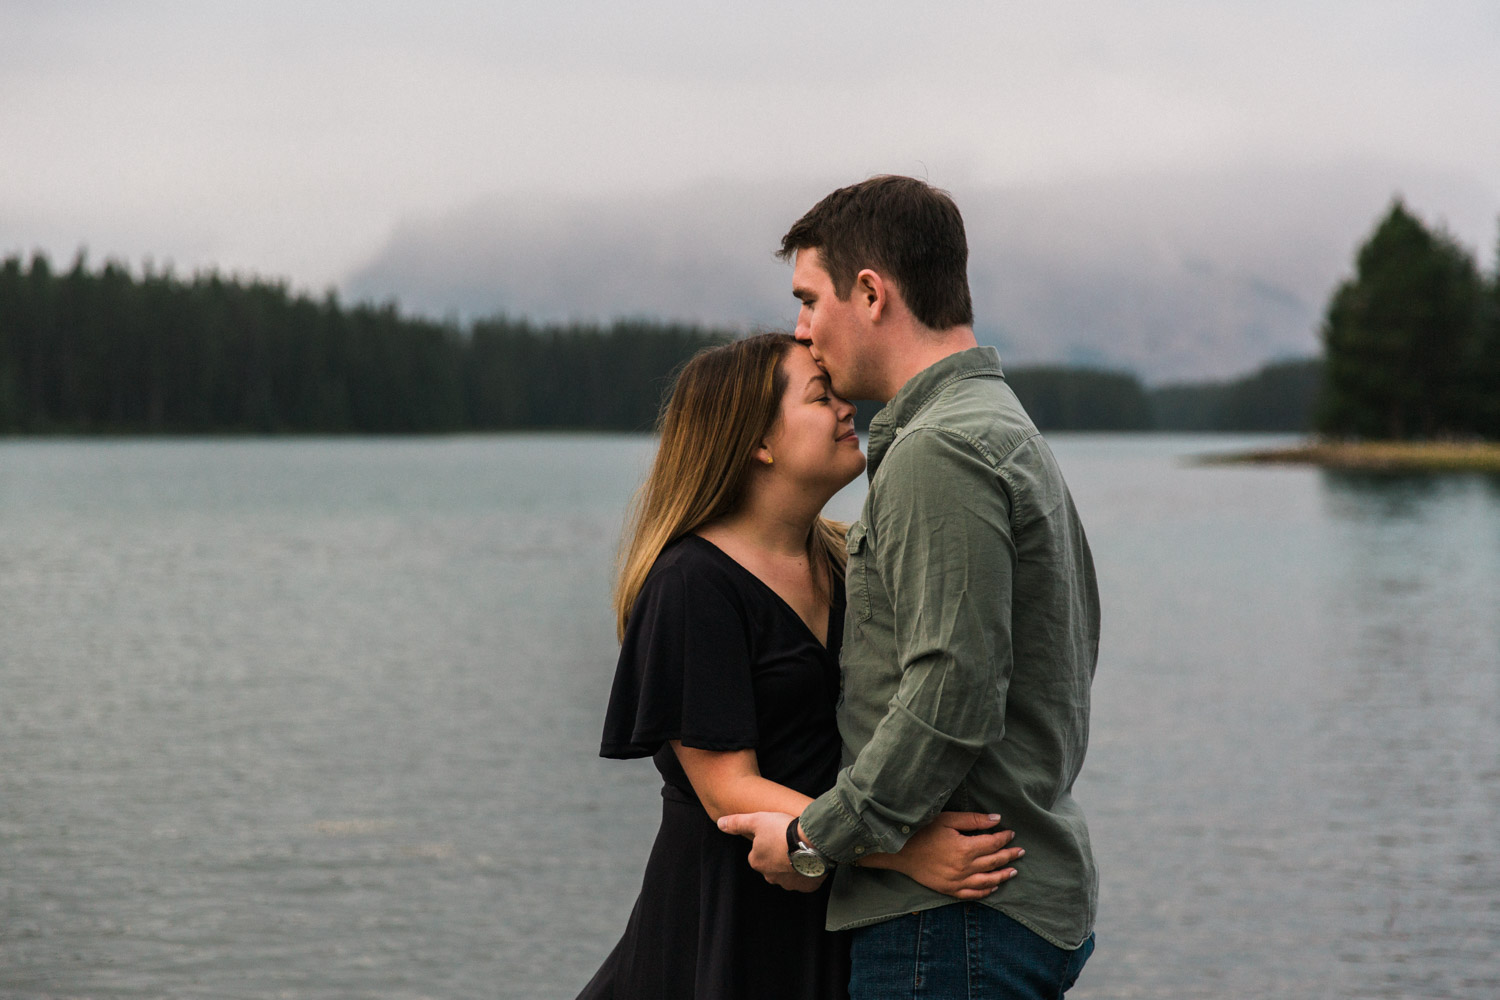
[854,846,865,854]
[901,825,910,834]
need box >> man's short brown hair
[778,175,974,330]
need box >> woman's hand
[867,812,1022,900]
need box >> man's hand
[717,811,826,892]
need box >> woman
[578,334,1021,1000]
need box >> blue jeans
[848,904,1094,1000]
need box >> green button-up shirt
[799,346,1100,950]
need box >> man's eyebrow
[792,286,813,302]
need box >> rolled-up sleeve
[800,428,1015,861]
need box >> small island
[1207,199,1500,473]
[1196,440,1500,473]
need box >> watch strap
[786,816,834,871]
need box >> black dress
[578,535,851,1000]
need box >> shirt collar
[866,346,1005,475]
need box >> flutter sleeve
[599,557,758,759]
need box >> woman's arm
[672,742,829,893]
[670,742,812,823]
[681,740,1023,901]
[856,813,1023,900]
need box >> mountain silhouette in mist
[345,164,1494,382]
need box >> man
[719,176,1100,999]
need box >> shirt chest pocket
[844,520,873,624]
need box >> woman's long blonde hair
[613,333,848,640]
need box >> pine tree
[1317,199,1486,439]
[1476,226,1500,437]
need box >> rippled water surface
[2,435,1497,999]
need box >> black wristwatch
[786,816,834,878]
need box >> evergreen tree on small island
[1316,199,1492,440]
[1480,231,1500,438]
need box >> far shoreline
[1193,439,1500,473]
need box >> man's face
[791,248,869,400]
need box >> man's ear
[855,268,886,323]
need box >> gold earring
[761,454,774,466]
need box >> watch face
[790,851,826,878]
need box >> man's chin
[832,379,863,401]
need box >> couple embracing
[577,176,1100,1000]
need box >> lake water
[2,435,1497,999]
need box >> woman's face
[761,345,866,496]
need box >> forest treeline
[1003,360,1320,433]
[0,251,1313,435]
[0,254,732,433]
[4,196,1495,439]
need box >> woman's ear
[754,442,774,466]
[855,268,886,323]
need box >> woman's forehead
[782,344,827,386]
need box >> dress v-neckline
[685,534,835,651]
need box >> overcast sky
[3,2,1497,376]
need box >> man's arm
[717,809,1022,898]
[802,428,1016,860]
